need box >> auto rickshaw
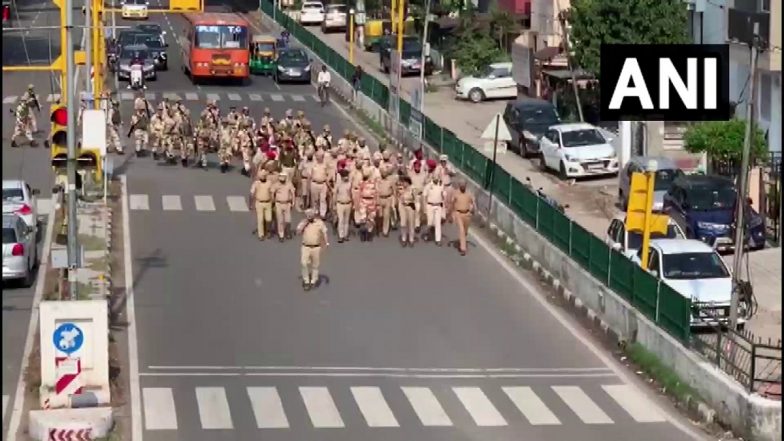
[250,34,277,76]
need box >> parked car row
[299,1,348,34]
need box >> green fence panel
[632,268,658,319]
[509,179,537,224]
[608,251,634,301]
[399,100,411,125]
[423,117,442,151]
[491,165,512,205]
[552,211,571,252]
[570,222,591,269]
[442,131,461,168]
[261,1,272,15]
[589,235,611,284]
[536,198,557,240]
[657,283,691,341]
[462,143,487,184]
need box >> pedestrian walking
[297,208,329,291]
[450,180,475,256]
[351,65,363,105]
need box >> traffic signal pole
[85,0,93,105]
[66,0,80,298]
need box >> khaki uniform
[376,174,395,235]
[150,113,165,153]
[398,185,417,243]
[161,113,177,157]
[273,179,296,239]
[409,169,428,229]
[309,162,329,217]
[130,112,149,152]
[11,102,34,145]
[452,190,475,254]
[333,178,353,240]
[107,106,123,153]
[250,178,274,239]
[297,218,328,284]
[423,181,446,243]
[218,125,233,164]
[21,91,40,133]
[298,158,314,208]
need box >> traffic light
[48,104,67,154]
[49,104,102,187]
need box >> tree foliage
[569,0,690,76]
[683,120,768,163]
[444,5,510,75]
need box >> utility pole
[85,0,93,106]
[418,0,430,119]
[730,22,760,328]
[66,0,80,299]
[557,9,584,122]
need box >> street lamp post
[418,0,430,120]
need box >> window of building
[759,72,772,122]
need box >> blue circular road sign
[53,323,84,355]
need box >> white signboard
[480,113,513,142]
[82,109,107,155]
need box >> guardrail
[259,1,694,338]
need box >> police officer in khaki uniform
[273,171,296,241]
[128,108,150,155]
[107,99,123,154]
[249,170,274,240]
[309,150,329,218]
[333,169,353,242]
[296,208,329,290]
[376,166,396,237]
[397,176,417,247]
[450,180,475,256]
[423,175,446,245]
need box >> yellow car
[121,0,149,19]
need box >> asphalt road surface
[2,0,87,435]
[114,7,709,441]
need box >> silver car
[117,44,156,81]
[3,214,38,287]
[618,156,682,211]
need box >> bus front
[192,23,250,80]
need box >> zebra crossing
[130,194,251,213]
[2,91,320,105]
[141,383,669,431]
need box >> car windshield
[2,227,16,244]
[195,25,248,49]
[653,169,681,191]
[688,184,736,210]
[121,48,149,60]
[138,36,162,48]
[2,188,24,202]
[627,226,680,250]
[519,106,559,125]
[663,252,729,279]
[560,129,606,147]
[327,5,346,13]
[477,65,496,78]
[303,3,322,9]
[118,33,141,45]
[279,51,306,63]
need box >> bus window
[194,25,248,49]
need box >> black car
[134,23,167,46]
[379,35,433,76]
[116,44,156,81]
[502,98,561,157]
[134,33,167,70]
[274,48,312,83]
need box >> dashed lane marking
[226,196,248,212]
[227,93,242,101]
[145,92,155,101]
[193,195,216,212]
[120,92,134,101]
[249,94,263,101]
[185,92,199,101]
[142,388,178,430]
[270,94,284,102]
[292,94,306,102]
[161,195,182,211]
[552,386,614,425]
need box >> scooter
[128,63,146,90]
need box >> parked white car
[537,122,619,179]
[321,4,347,33]
[3,213,38,287]
[631,239,742,329]
[2,179,39,236]
[299,1,325,25]
[454,62,517,103]
[605,213,685,258]
[121,0,148,20]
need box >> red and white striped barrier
[54,357,83,397]
[48,428,93,441]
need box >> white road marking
[120,92,134,101]
[270,94,285,102]
[161,195,182,211]
[228,93,241,101]
[36,197,52,216]
[206,93,220,102]
[46,94,62,103]
[247,387,289,429]
[452,387,507,426]
[401,387,452,426]
[552,386,613,424]
[3,395,9,420]
[122,176,144,441]
[292,94,306,102]
[602,384,667,423]
[142,388,178,430]
[299,387,344,428]
[185,92,199,101]
[144,92,156,101]
[502,386,561,425]
[351,386,399,427]
[194,195,215,212]
[196,387,234,429]
[249,94,263,101]
[309,94,319,101]
[163,93,180,101]
[139,371,616,378]
[226,196,248,212]
[3,96,18,104]
[129,194,149,210]
[146,365,613,373]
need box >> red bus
[181,13,250,82]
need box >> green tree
[684,119,768,164]
[489,6,519,51]
[569,0,690,76]
[444,5,506,75]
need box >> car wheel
[468,88,484,103]
[21,258,34,288]
[559,162,568,180]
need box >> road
[2,0,88,435]
[112,7,710,441]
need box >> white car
[537,122,619,179]
[605,213,685,259]
[454,62,517,103]
[121,0,149,19]
[299,1,325,25]
[631,239,742,329]
[3,214,38,287]
[321,4,347,33]
[2,179,39,235]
